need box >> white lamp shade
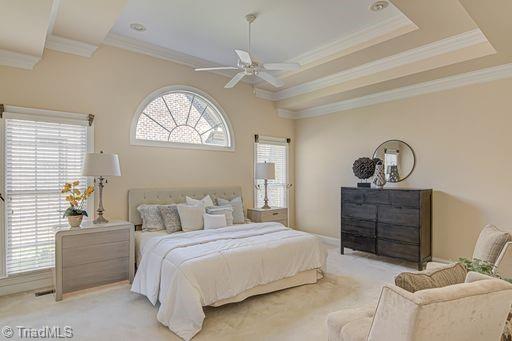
[82,152,121,177]
[256,162,275,180]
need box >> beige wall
[0,47,295,225]
[295,77,512,260]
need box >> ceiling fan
[194,14,300,89]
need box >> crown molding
[259,29,491,102]
[279,63,512,119]
[103,32,248,82]
[0,49,40,70]
[45,34,98,58]
[290,15,416,67]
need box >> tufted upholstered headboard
[128,186,243,229]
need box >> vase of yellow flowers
[61,181,94,228]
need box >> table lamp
[82,151,121,224]
[255,162,275,209]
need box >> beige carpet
[0,246,413,340]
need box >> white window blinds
[5,118,89,274]
[255,136,289,208]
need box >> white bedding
[131,222,326,340]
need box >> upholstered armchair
[427,224,512,278]
[327,272,512,341]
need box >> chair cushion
[327,306,375,341]
[340,317,373,341]
[395,262,467,293]
[473,224,511,265]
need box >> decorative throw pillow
[206,205,234,226]
[186,195,214,208]
[217,196,244,224]
[159,205,181,233]
[203,213,227,229]
[137,204,165,231]
[177,204,204,232]
[395,262,467,293]
[473,224,511,265]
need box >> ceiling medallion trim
[278,63,512,119]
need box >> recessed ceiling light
[130,23,146,32]
[370,1,389,11]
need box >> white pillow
[177,204,204,232]
[206,205,234,226]
[186,195,214,207]
[203,213,227,229]
[217,196,244,224]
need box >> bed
[128,187,327,340]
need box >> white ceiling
[110,0,406,66]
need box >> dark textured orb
[352,157,376,180]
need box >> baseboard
[0,269,53,297]
[309,232,340,246]
[431,257,451,264]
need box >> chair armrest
[494,241,512,279]
[327,305,375,341]
[465,271,495,283]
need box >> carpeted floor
[0,245,414,340]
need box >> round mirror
[373,140,415,183]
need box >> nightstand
[247,207,288,226]
[54,220,134,301]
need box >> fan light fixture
[370,1,389,11]
[194,13,301,89]
[130,23,146,32]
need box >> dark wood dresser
[340,187,432,270]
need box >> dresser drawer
[62,229,129,249]
[342,189,364,204]
[343,203,377,221]
[62,257,129,292]
[257,209,287,222]
[342,218,376,237]
[377,239,419,262]
[390,191,419,208]
[378,206,419,227]
[342,233,376,253]
[365,190,390,205]
[377,223,419,244]
[62,241,130,267]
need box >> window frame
[253,135,290,210]
[130,85,235,152]
[0,105,94,278]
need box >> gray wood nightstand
[54,220,134,301]
[247,207,288,226]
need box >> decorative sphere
[352,157,376,180]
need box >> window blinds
[5,118,89,274]
[255,137,289,208]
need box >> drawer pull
[272,212,279,215]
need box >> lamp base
[260,204,271,209]
[93,214,108,224]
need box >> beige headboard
[128,186,243,227]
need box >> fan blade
[257,71,284,88]
[263,63,301,71]
[195,66,238,71]
[235,49,252,65]
[225,72,246,88]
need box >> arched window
[131,86,234,150]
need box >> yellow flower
[73,188,81,196]
[72,180,80,186]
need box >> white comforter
[131,222,326,340]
